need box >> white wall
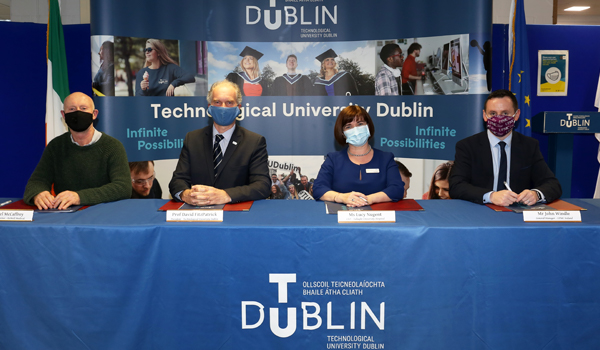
[493,0,554,24]
[154,159,178,199]
[10,0,82,24]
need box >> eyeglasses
[132,173,155,185]
[486,111,517,118]
[143,48,154,53]
[391,53,404,58]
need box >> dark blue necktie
[497,141,507,191]
[213,134,224,176]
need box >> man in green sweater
[24,92,131,210]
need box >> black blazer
[449,131,562,204]
[169,125,271,202]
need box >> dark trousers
[401,82,414,95]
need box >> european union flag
[508,0,531,136]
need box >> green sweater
[24,132,131,205]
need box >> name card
[0,210,34,222]
[338,210,395,223]
[166,210,223,222]
[523,210,581,222]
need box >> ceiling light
[564,6,591,11]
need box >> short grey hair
[206,80,242,105]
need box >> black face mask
[64,110,94,132]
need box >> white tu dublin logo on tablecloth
[241,273,385,338]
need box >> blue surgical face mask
[207,105,241,126]
[344,125,370,146]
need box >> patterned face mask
[486,113,516,137]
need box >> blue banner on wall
[90,0,492,162]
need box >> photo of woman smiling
[226,46,267,96]
[135,39,195,96]
[313,48,359,96]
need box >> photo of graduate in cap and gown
[271,54,313,96]
[226,46,267,96]
[313,49,359,96]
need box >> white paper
[0,210,34,222]
[166,210,223,222]
[338,211,395,223]
[523,210,581,222]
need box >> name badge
[365,168,380,174]
[523,210,581,222]
[166,210,223,222]
[338,211,395,223]
[0,210,34,222]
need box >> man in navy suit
[449,89,561,206]
[169,80,270,205]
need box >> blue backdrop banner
[90,0,493,162]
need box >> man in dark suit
[169,80,270,205]
[449,89,561,206]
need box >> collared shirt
[384,64,401,77]
[213,124,236,156]
[70,129,102,146]
[375,65,400,96]
[175,124,237,201]
[482,130,546,203]
[483,129,512,203]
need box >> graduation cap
[239,46,264,60]
[315,48,337,62]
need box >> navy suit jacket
[449,131,562,204]
[169,125,270,202]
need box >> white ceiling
[557,0,600,16]
[556,0,600,25]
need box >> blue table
[1,199,600,349]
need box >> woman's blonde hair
[288,184,299,199]
[145,39,178,67]
[319,58,338,78]
[240,55,261,79]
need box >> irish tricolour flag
[46,0,70,144]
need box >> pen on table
[0,200,13,207]
[504,181,528,206]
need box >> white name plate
[0,210,34,222]
[338,210,395,223]
[166,210,223,222]
[523,210,581,222]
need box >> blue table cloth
[1,199,599,349]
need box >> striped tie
[213,134,224,176]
